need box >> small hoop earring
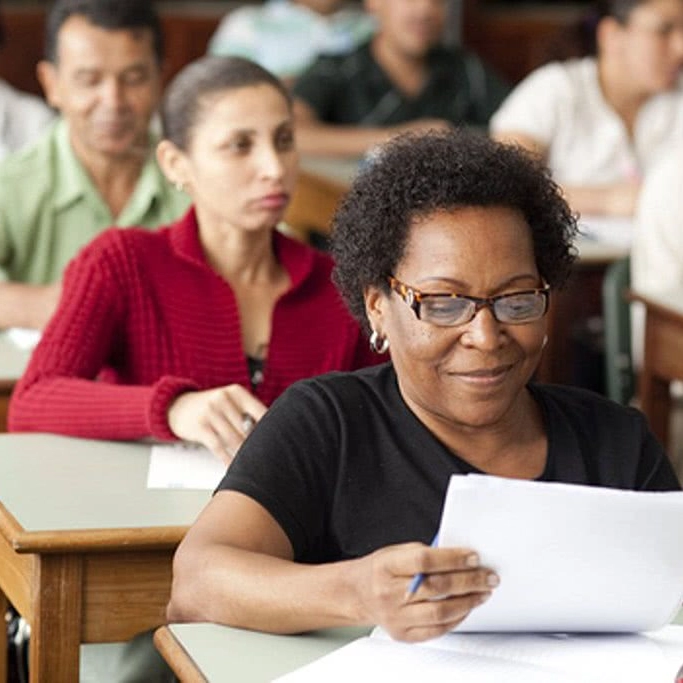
[542,334,549,349]
[369,330,389,354]
[174,180,185,192]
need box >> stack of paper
[439,475,683,633]
[275,626,683,682]
[275,475,683,682]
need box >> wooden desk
[283,158,359,241]
[0,434,210,683]
[154,624,370,683]
[628,290,683,447]
[0,332,32,432]
[156,611,683,683]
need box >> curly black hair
[331,128,578,332]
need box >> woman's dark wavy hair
[331,128,578,332]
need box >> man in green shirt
[0,0,189,330]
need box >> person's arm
[561,181,641,217]
[8,234,268,454]
[0,280,61,330]
[293,99,452,158]
[168,489,495,643]
[493,130,640,217]
[7,239,181,439]
[168,380,497,642]
[168,385,267,464]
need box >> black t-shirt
[219,363,679,563]
[291,42,510,128]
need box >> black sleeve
[291,56,345,121]
[465,53,511,126]
[216,378,343,559]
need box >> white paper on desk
[274,625,683,683]
[146,443,227,490]
[5,327,41,350]
[439,474,683,632]
[577,215,633,248]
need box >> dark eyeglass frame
[387,275,551,327]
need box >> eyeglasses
[387,276,550,327]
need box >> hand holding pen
[357,536,499,643]
[406,531,498,599]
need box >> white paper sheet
[577,215,633,248]
[146,443,227,490]
[439,475,683,632]
[5,327,41,350]
[274,626,683,683]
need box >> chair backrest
[602,255,635,404]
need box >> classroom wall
[0,2,232,95]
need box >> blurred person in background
[291,0,508,158]
[491,0,683,217]
[208,0,376,86]
[0,0,55,160]
[0,0,188,331]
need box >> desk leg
[640,373,671,448]
[29,554,83,683]
[0,589,7,683]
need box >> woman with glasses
[8,56,381,461]
[491,0,683,217]
[167,130,679,642]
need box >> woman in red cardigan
[9,55,381,461]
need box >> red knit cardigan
[9,208,381,440]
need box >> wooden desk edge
[0,502,188,553]
[154,625,207,683]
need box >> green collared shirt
[0,118,190,283]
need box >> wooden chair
[602,255,635,405]
[283,169,349,245]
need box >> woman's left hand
[167,384,267,464]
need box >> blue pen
[406,531,440,596]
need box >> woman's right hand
[167,385,268,464]
[352,541,498,643]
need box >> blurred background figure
[291,0,509,157]
[0,0,55,160]
[491,0,683,218]
[0,0,188,331]
[9,55,382,460]
[630,142,683,365]
[208,0,376,86]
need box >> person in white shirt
[0,2,55,158]
[630,147,683,365]
[491,0,683,218]
[207,0,376,85]
[0,79,54,160]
